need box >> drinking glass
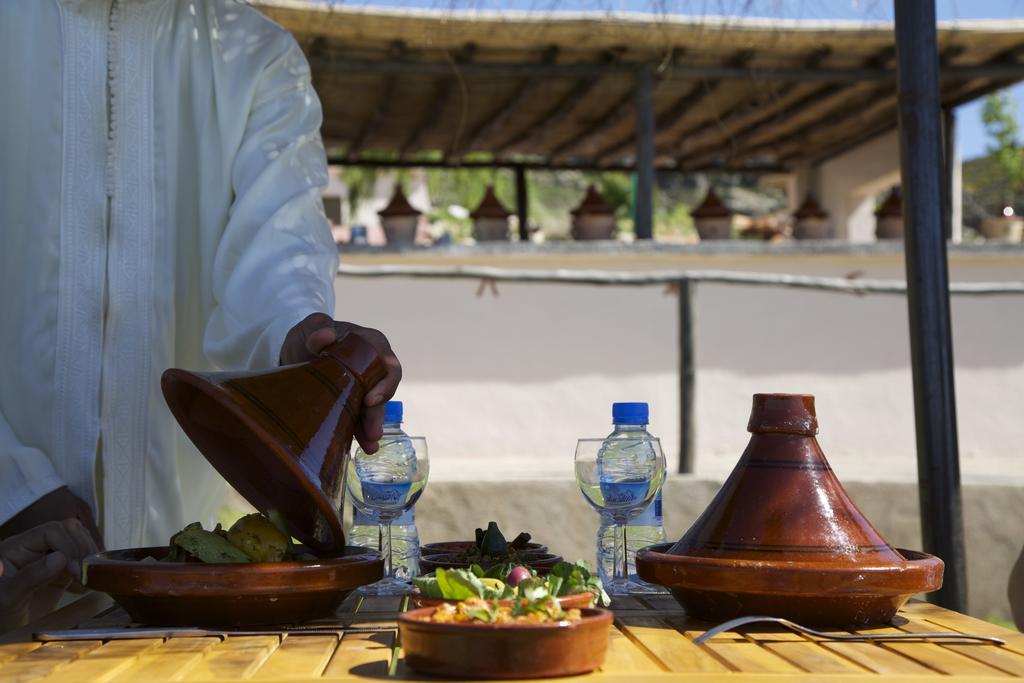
[346,436,429,595]
[575,437,665,596]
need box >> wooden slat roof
[256,1,1024,172]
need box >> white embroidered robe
[0,0,338,548]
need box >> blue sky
[333,0,1024,159]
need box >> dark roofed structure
[255,2,1024,173]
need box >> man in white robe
[0,0,402,550]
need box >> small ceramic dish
[420,541,548,557]
[398,606,612,679]
[409,590,595,610]
[419,552,563,575]
[83,546,383,627]
[636,543,943,627]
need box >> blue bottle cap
[384,401,403,423]
[612,402,648,425]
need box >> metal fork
[692,616,1006,646]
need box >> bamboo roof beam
[593,50,757,165]
[398,43,476,157]
[453,45,559,158]
[346,41,405,159]
[493,50,623,157]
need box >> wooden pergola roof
[256,2,1024,173]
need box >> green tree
[981,91,1024,209]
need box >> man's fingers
[365,358,402,407]
[4,552,67,600]
[3,521,88,579]
[305,327,338,356]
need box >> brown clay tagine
[161,331,387,553]
[636,393,943,627]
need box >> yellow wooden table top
[0,593,1022,682]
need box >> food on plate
[412,560,610,606]
[440,521,542,566]
[426,596,582,625]
[160,512,313,563]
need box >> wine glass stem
[613,522,627,584]
[379,521,393,578]
[621,523,629,583]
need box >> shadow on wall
[335,277,1024,383]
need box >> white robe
[0,0,338,548]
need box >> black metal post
[635,64,655,240]
[942,108,956,240]
[677,280,695,474]
[514,166,529,241]
[893,0,967,612]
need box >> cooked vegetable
[452,521,537,567]
[160,512,304,564]
[227,513,289,562]
[168,523,251,563]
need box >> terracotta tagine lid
[875,186,903,218]
[571,185,615,217]
[636,393,943,627]
[471,185,512,220]
[161,333,387,554]
[793,194,829,220]
[378,185,421,218]
[691,188,734,219]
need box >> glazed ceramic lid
[692,188,734,219]
[571,185,615,216]
[668,393,906,565]
[471,186,512,219]
[378,186,421,217]
[793,195,829,220]
[875,186,903,218]
[162,334,386,553]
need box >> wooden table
[1,593,1022,682]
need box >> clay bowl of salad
[410,561,609,610]
[83,513,383,627]
[399,598,613,679]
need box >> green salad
[412,560,610,606]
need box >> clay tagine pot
[378,185,421,246]
[161,332,387,554]
[636,393,943,627]
[692,188,734,240]
[471,185,512,242]
[570,185,617,240]
[792,195,830,240]
[875,186,904,240]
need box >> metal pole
[515,166,529,241]
[677,281,695,474]
[893,0,967,612]
[942,108,954,240]
[635,64,655,240]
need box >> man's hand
[281,313,402,454]
[0,519,99,631]
[0,487,103,549]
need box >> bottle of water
[348,401,421,578]
[595,402,666,590]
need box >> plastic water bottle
[348,401,421,578]
[595,402,666,590]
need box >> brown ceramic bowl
[636,542,944,627]
[409,591,595,610]
[83,546,383,627]
[398,606,612,679]
[419,552,563,575]
[420,541,548,557]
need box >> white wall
[817,130,902,242]
[334,248,1024,486]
